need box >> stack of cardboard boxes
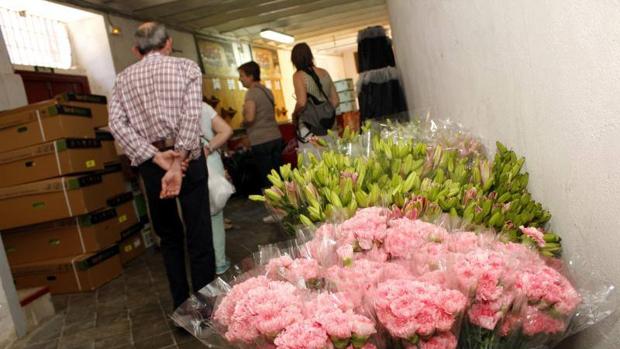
[0,93,151,294]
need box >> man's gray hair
[134,22,169,55]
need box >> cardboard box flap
[0,174,102,200]
[0,138,102,164]
[11,244,119,275]
[57,92,107,105]
[119,222,144,241]
[95,131,114,141]
[107,192,133,207]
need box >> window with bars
[0,7,72,69]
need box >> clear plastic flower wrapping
[172,205,616,349]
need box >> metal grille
[0,7,72,69]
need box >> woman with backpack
[291,43,340,152]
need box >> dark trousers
[138,152,215,309]
[252,138,284,189]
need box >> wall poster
[251,46,281,79]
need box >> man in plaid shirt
[109,22,215,310]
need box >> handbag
[202,138,235,215]
[297,68,336,138]
[208,161,235,215]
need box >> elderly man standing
[109,22,215,310]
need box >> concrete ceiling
[53,0,389,50]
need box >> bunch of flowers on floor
[168,206,610,349]
[251,120,560,256]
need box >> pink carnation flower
[274,321,330,349]
[373,279,466,339]
[522,305,567,336]
[350,312,377,337]
[214,276,270,327]
[418,331,458,349]
[519,226,546,248]
[514,265,581,316]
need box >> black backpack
[298,68,336,138]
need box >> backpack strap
[303,68,331,102]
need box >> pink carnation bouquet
[172,206,613,349]
[372,278,467,349]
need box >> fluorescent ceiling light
[260,29,294,44]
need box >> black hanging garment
[357,26,408,122]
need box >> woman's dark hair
[238,61,261,81]
[291,43,314,71]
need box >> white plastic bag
[208,161,235,215]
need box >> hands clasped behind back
[153,150,191,199]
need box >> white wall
[107,15,200,72]
[0,28,27,347]
[66,15,117,97]
[387,1,620,348]
[341,48,359,87]
[277,48,348,119]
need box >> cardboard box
[56,93,108,128]
[118,223,146,265]
[96,131,119,165]
[0,139,104,188]
[107,192,139,235]
[0,99,58,129]
[0,174,108,230]
[2,208,120,265]
[11,245,122,294]
[99,165,128,199]
[0,105,94,153]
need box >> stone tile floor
[9,197,287,349]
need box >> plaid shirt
[109,52,202,166]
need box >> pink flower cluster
[373,279,467,345]
[513,264,581,335]
[213,276,304,343]
[214,277,377,348]
[453,249,514,330]
[211,207,582,348]
[266,256,322,286]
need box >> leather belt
[151,138,175,151]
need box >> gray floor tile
[133,332,174,349]
[23,339,58,349]
[131,319,170,343]
[61,321,95,337]
[93,334,131,349]
[27,315,64,344]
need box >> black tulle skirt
[358,79,408,122]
